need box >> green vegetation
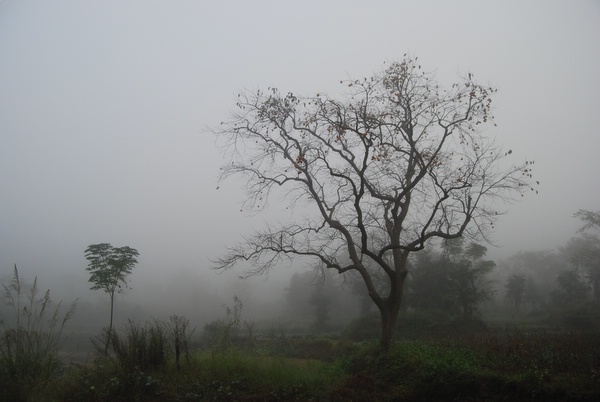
[3,209,599,400]
[33,328,596,401]
[52,326,343,401]
[5,271,596,401]
[3,296,597,402]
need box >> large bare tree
[212,56,535,351]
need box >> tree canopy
[85,243,139,295]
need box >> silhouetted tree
[524,276,542,310]
[496,250,563,310]
[212,56,535,352]
[505,274,526,312]
[410,239,495,319]
[554,269,589,305]
[85,243,139,355]
[409,249,456,312]
[443,240,496,319]
[309,284,332,331]
[285,270,339,331]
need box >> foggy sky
[1,1,599,314]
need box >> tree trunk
[105,291,115,356]
[175,337,181,371]
[378,270,407,353]
[593,279,600,304]
[379,304,397,353]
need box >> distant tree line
[284,209,600,334]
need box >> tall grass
[110,318,169,372]
[0,265,77,401]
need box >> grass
[339,331,600,401]
[40,329,598,401]
[51,346,342,401]
[2,290,599,401]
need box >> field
[2,326,599,401]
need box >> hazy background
[1,1,599,325]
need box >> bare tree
[212,56,535,352]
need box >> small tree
[212,56,535,352]
[85,243,139,355]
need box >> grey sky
[1,1,599,303]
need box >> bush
[110,319,169,372]
[0,265,76,402]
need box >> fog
[1,1,599,340]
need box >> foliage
[0,265,76,402]
[213,55,535,351]
[85,243,139,295]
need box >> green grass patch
[50,347,345,401]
